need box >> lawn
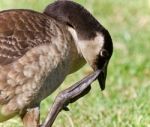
[0,0,150,127]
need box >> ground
[0,0,150,127]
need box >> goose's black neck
[44,1,105,40]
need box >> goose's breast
[0,39,71,116]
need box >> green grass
[0,0,150,127]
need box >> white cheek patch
[94,33,105,51]
[68,27,104,67]
[78,33,104,66]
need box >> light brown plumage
[0,10,61,65]
[0,9,85,122]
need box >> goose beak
[97,65,107,90]
[95,60,108,91]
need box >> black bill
[97,66,107,90]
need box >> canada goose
[0,0,113,127]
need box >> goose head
[44,1,113,90]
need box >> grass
[0,0,150,127]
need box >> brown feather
[0,10,59,65]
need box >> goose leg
[41,70,101,127]
[20,106,40,127]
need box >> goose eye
[100,49,109,58]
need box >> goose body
[0,10,85,121]
[0,1,113,126]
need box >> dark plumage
[44,1,105,40]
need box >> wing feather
[0,10,57,65]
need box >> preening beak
[97,65,107,90]
[93,59,108,91]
